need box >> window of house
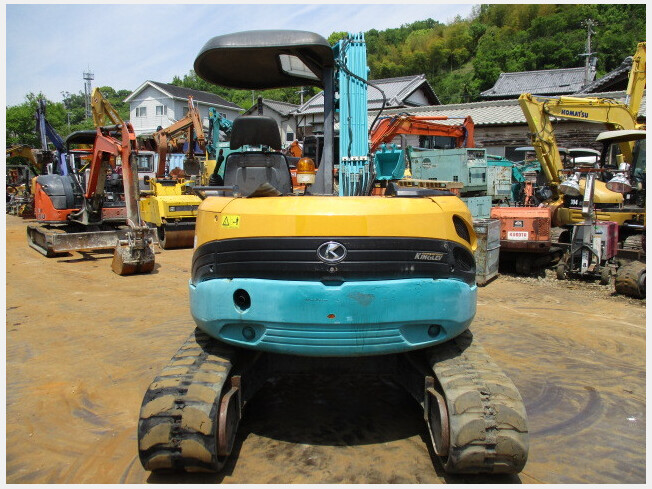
[183,107,189,117]
[156,105,167,116]
[136,107,147,117]
[286,132,294,142]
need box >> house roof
[372,90,646,128]
[480,67,594,98]
[124,80,243,111]
[243,98,299,117]
[578,56,634,93]
[295,74,439,115]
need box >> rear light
[296,157,316,185]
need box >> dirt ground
[5,214,646,484]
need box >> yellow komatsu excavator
[139,97,206,249]
[518,42,645,233]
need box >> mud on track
[5,215,646,483]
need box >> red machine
[490,206,561,274]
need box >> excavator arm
[91,88,125,127]
[369,115,475,153]
[206,107,233,159]
[35,99,69,175]
[518,42,645,179]
[518,94,566,192]
[152,96,206,177]
[625,42,646,118]
[527,94,643,163]
[84,89,140,228]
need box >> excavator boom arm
[91,88,125,127]
[625,42,646,119]
[152,96,206,177]
[518,94,565,191]
[369,115,474,153]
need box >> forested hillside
[6,4,645,145]
[173,4,645,107]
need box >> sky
[4,2,475,107]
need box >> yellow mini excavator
[138,30,528,475]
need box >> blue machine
[35,99,69,176]
[136,30,528,478]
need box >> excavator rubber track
[26,224,67,257]
[139,327,528,476]
[138,329,237,473]
[615,260,646,299]
[424,330,529,474]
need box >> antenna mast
[83,69,94,119]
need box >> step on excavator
[26,88,156,275]
[138,30,528,475]
[139,96,206,249]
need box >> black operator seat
[223,115,293,196]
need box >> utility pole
[580,19,598,87]
[83,69,94,120]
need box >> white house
[124,80,243,136]
[294,74,440,137]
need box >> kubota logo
[317,241,347,263]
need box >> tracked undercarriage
[138,328,528,474]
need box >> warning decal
[221,215,241,228]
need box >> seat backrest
[230,115,282,150]
[223,152,292,196]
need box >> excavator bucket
[112,242,155,275]
[111,231,156,275]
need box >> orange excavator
[368,114,475,192]
[139,96,207,249]
[26,88,156,275]
[152,96,206,178]
[369,114,475,153]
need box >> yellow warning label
[221,215,240,228]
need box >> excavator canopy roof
[65,130,97,148]
[194,30,334,90]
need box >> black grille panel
[191,237,476,285]
[453,215,470,243]
[453,247,475,272]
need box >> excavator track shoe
[138,328,237,473]
[615,261,646,299]
[427,330,529,474]
[111,241,155,275]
